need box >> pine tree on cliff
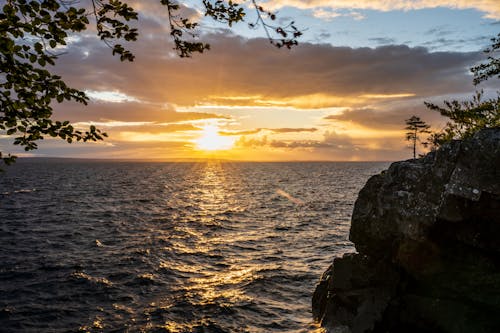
[471,33,500,85]
[405,116,430,159]
[425,33,500,148]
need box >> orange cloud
[219,127,317,136]
[54,33,478,112]
[20,18,485,162]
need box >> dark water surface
[0,160,388,332]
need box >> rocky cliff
[312,128,500,333]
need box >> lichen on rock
[313,128,500,333]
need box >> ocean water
[0,159,388,332]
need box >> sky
[2,0,500,161]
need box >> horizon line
[12,156,396,163]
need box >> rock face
[313,128,500,333]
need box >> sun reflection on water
[149,161,334,331]
[154,161,287,331]
[178,162,256,302]
[195,161,229,209]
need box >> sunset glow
[195,125,236,151]
[1,1,497,162]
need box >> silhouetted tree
[471,33,500,85]
[424,91,500,148]
[0,0,302,166]
[405,116,430,159]
[425,33,500,148]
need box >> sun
[195,125,235,151]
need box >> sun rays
[195,125,236,151]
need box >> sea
[0,159,389,332]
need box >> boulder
[313,128,500,333]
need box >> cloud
[7,2,483,162]
[231,127,419,160]
[51,29,480,113]
[219,129,263,136]
[323,130,357,148]
[318,32,332,39]
[368,37,397,45]
[231,127,423,161]
[271,127,318,133]
[349,11,366,20]
[425,26,454,37]
[219,127,317,136]
[52,100,228,123]
[236,129,353,149]
[324,105,444,130]
[421,35,491,51]
[97,123,202,136]
[24,139,194,160]
[312,8,342,20]
[85,90,140,103]
[133,1,202,30]
[269,140,333,148]
[360,93,415,99]
[260,0,500,19]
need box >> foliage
[0,0,302,167]
[404,115,430,159]
[471,33,500,85]
[424,91,500,148]
[425,33,500,149]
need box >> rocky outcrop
[313,128,500,333]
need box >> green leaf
[34,42,43,52]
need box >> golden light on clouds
[195,125,237,151]
[360,93,416,99]
[11,2,489,164]
[84,90,140,103]
[202,94,356,109]
[117,131,187,142]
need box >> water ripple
[0,159,388,332]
